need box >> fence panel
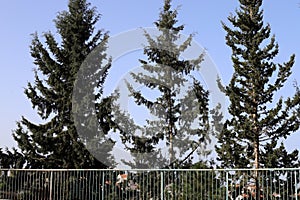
[0,168,299,200]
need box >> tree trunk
[254,140,260,200]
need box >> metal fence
[0,168,299,200]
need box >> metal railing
[0,168,299,200]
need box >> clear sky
[1,0,300,153]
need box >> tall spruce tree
[12,0,113,169]
[216,0,300,169]
[118,0,212,169]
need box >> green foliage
[0,148,25,169]
[216,0,300,169]
[117,0,212,169]
[12,0,114,169]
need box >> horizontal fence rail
[0,168,299,200]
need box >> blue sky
[1,0,300,153]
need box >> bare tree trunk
[169,128,174,167]
[168,89,174,167]
[254,140,260,200]
[167,68,175,168]
[253,110,260,200]
[252,89,260,200]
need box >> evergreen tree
[216,0,300,184]
[0,148,25,169]
[118,0,212,169]
[0,148,5,168]
[216,4,300,198]
[13,0,113,169]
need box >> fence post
[295,171,298,200]
[226,171,229,200]
[49,171,53,200]
[161,171,164,199]
[102,172,105,200]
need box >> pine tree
[216,0,300,170]
[0,148,25,168]
[118,0,212,169]
[0,148,5,168]
[12,0,113,169]
[216,3,300,198]
[216,3,300,197]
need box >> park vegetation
[0,0,300,199]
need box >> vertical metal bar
[295,171,298,200]
[101,171,104,200]
[161,171,164,200]
[226,171,229,200]
[49,171,53,200]
[212,170,214,200]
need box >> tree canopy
[115,0,213,169]
[216,0,300,169]
[12,0,113,169]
